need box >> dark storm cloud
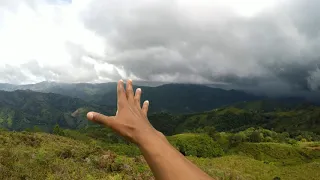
[81,0,320,95]
[1,0,320,96]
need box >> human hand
[87,79,161,145]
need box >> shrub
[286,139,298,145]
[53,124,65,136]
[104,144,141,157]
[213,132,230,151]
[264,136,273,142]
[229,132,246,147]
[249,131,263,143]
[169,134,224,157]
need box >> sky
[0,0,320,96]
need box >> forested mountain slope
[149,100,320,135]
[0,90,114,131]
[0,82,262,114]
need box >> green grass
[0,131,153,180]
[190,155,320,180]
[231,142,318,165]
[0,131,319,180]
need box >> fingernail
[128,79,132,83]
[120,79,123,83]
[145,100,149,104]
[87,112,94,120]
[137,88,141,92]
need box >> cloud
[0,0,112,84]
[80,0,320,94]
[0,0,320,97]
[308,68,320,91]
[0,64,28,84]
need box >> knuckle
[126,89,133,95]
[117,88,123,94]
[134,96,140,101]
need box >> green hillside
[0,82,118,101]
[94,84,260,114]
[229,98,313,112]
[0,129,319,180]
[0,88,319,179]
[0,90,319,139]
[0,90,115,131]
[0,82,261,114]
[149,102,320,136]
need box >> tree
[249,131,263,142]
[229,132,246,147]
[32,126,42,132]
[202,126,216,138]
[53,124,64,136]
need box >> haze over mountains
[0,81,261,113]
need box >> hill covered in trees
[149,100,320,137]
[0,90,114,131]
[93,84,262,113]
[0,89,319,139]
[0,82,262,114]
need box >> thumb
[87,112,115,128]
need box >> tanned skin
[87,79,214,180]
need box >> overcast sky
[0,0,320,95]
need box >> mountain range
[0,81,319,135]
[0,81,263,113]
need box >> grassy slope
[191,155,320,180]
[1,131,319,180]
[0,131,152,180]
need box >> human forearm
[138,132,213,180]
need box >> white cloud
[0,0,319,97]
[0,0,109,84]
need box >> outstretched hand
[87,79,160,145]
[87,79,214,180]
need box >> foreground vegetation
[0,128,319,180]
[0,88,319,179]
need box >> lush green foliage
[149,104,320,136]
[0,130,153,179]
[1,89,319,139]
[0,85,320,179]
[0,90,114,131]
[232,143,315,165]
[1,129,319,180]
[168,133,224,157]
